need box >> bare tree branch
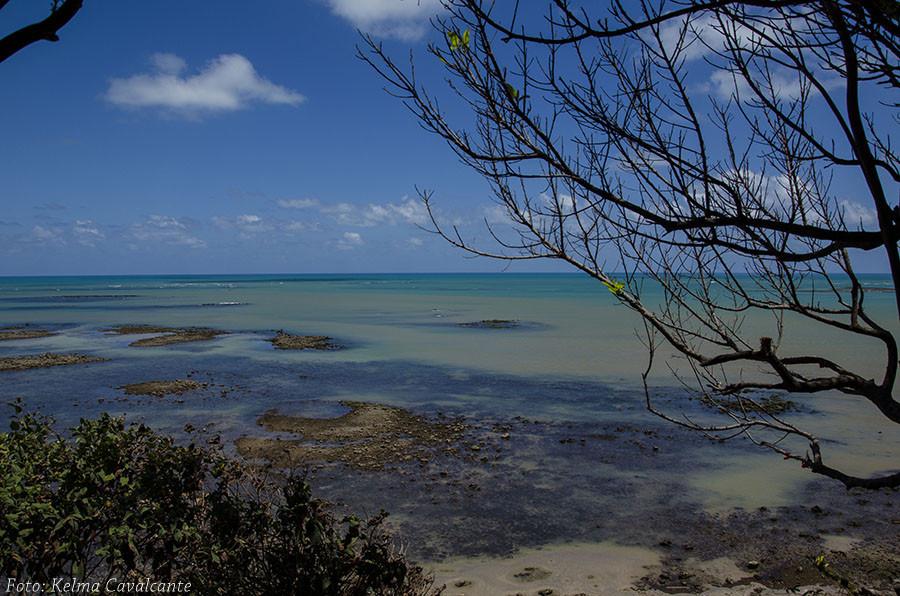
[0,0,83,64]
[361,0,900,489]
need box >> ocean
[1,273,897,561]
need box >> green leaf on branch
[447,29,470,51]
[602,279,625,295]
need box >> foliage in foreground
[0,404,436,595]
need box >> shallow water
[0,273,897,561]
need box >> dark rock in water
[269,330,339,350]
[120,379,204,397]
[106,324,181,335]
[0,326,57,341]
[236,401,467,470]
[458,319,520,329]
[700,393,796,415]
[0,352,105,372]
[105,324,226,347]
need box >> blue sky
[0,0,890,275]
[0,0,514,275]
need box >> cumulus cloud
[213,213,320,237]
[72,219,105,246]
[277,198,320,209]
[323,198,428,227]
[656,14,842,102]
[483,204,531,225]
[337,231,363,250]
[707,68,833,101]
[212,213,274,238]
[658,13,727,62]
[106,53,304,115]
[30,225,65,245]
[325,0,443,40]
[840,200,877,228]
[284,220,318,232]
[658,13,774,63]
[130,215,206,249]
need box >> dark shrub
[0,403,437,595]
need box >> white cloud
[326,0,443,40]
[323,198,428,226]
[106,53,304,115]
[540,192,578,213]
[337,231,363,250]
[277,198,319,209]
[708,68,825,101]
[657,14,842,102]
[151,52,187,75]
[408,237,423,247]
[214,213,321,237]
[284,220,318,232]
[130,215,205,249]
[840,200,877,228]
[72,219,105,246]
[658,13,727,62]
[30,225,65,245]
[212,214,273,237]
[483,204,531,225]
[658,13,774,63]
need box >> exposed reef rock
[0,327,57,341]
[120,379,204,397]
[458,319,520,329]
[236,401,467,470]
[700,394,796,415]
[106,324,226,347]
[269,330,339,351]
[0,353,105,372]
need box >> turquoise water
[1,272,895,380]
[0,273,897,559]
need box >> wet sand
[428,542,859,596]
[433,541,659,595]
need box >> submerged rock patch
[236,401,467,470]
[106,324,226,347]
[458,319,520,329]
[0,353,105,372]
[0,327,57,341]
[269,330,339,351]
[700,393,796,415]
[120,379,204,397]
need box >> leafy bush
[0,403,436,595]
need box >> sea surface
[0,273,897,560]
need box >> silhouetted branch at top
[0,0,83,64]
[361,0,900,489]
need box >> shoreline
[427,541,866,596]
